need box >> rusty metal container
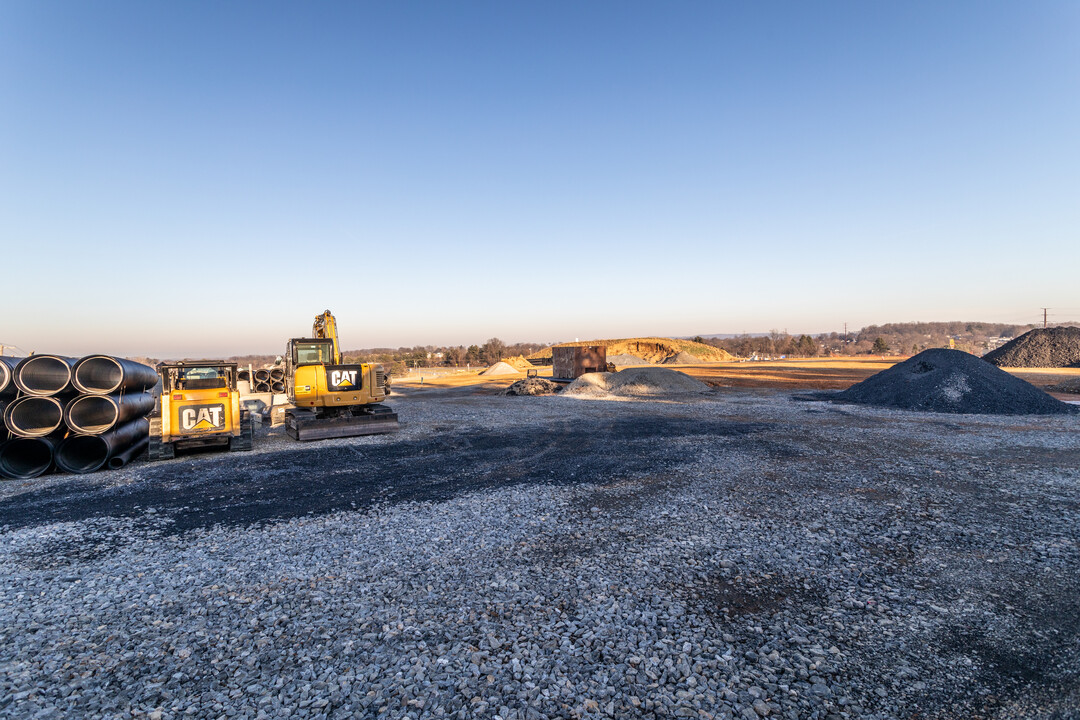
[552,346,607,380]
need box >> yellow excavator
[284,310,398,440]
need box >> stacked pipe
[254,368,271,393]
[0,355,157,479]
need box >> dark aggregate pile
[983,327,1080,368]
[504,377,562,396]
[833,349,1078,415]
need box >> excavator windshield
[293,341,334,366]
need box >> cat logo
[179,403,226,432]
[330,369,358,388]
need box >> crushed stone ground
[1,388,1078,719]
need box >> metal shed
[552,346,607,381]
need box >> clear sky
[1,1,1078,356]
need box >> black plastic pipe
[270,368,285,381]
[4,396,68,437]
[0,436,57,479]
[107,434,149,469]
[254,369,271,382]
[72,355,159,395]
[14,355,78,396]
[255,382,271,393]
[55,417,150,474]
[64,392,156,434]
[271,381,285,393]
[0,356,19,399]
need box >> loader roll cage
[158,361,238,393]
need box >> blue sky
[1,2,1078,356]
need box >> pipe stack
[0,354,158,479]
[269,368,285,393]
[254,368,272,393]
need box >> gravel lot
[2,387,1078,719]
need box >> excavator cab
[292,340,335,367]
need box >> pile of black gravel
[982,327,1080,368]
[504,377,562,396]
[834,349,1078,415]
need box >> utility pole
[1041,308,1050,328]
[843,323,847,355]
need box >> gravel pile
[607,354,652,366]
[1046,378,1080,394]
[564,368,711,399]
[983,327,1080,368]
[1,389,1079,719]
[505,378,562,396]
[832,349,1078,415]
[502,356,536,372]
[663,351,703,365]
[480,362,522,377]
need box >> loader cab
[149,360,251,459]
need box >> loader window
[176,367,228,390]
[294,342,333,366]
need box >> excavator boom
[312,310,341,364]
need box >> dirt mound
[834,349,1077,415]
[983,327,1080,368]
[501,355,534,371]
[663,351,702,365]
[607,353,652,366]
[504,378,561,396]
[531,338,733,363]
[479,362,521,377]
[565,368,711,398]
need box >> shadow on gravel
[0,416,767,536]
[682,571,827,619]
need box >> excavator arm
[312,310,341,365]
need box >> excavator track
[285,404,399,441]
